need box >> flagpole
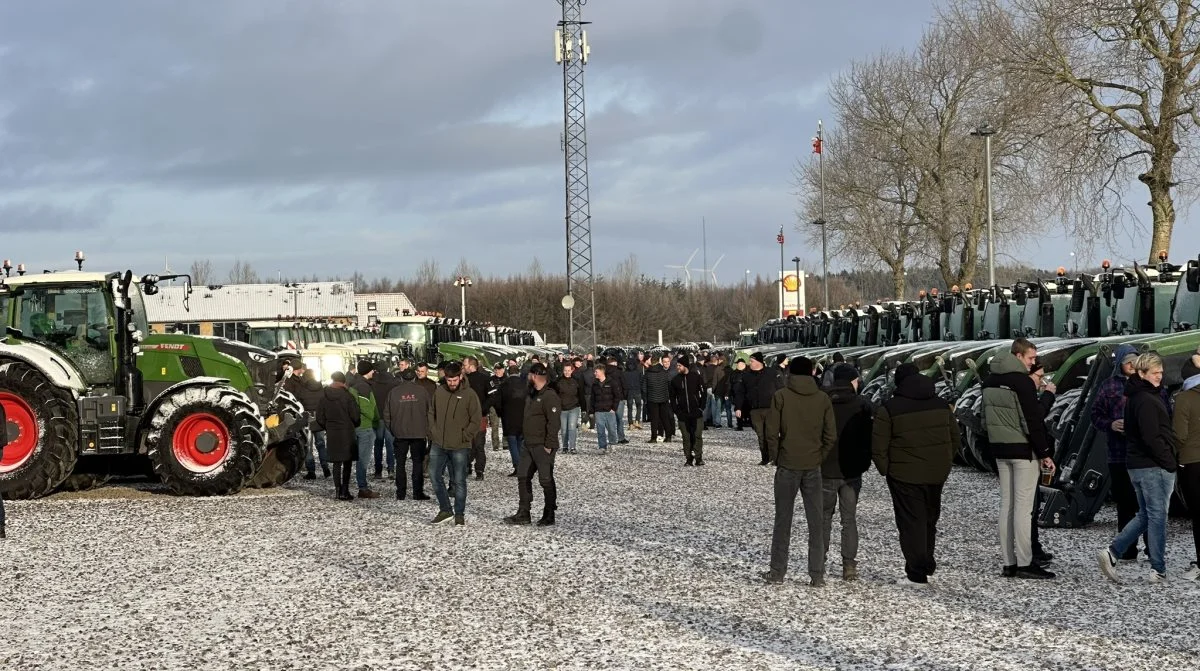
[818,120,829,310]
[778,225,785,319]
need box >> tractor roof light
[918,290,927,298]
[964,283,974,291]
[1102,259,1111,270]
[1056,267,1067,277]
[74,250,85,271]
[1159,250,1169,262]
[16,263,25,276]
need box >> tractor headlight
[955,370,971,386]
[248,351,273,363]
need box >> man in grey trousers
[761,357,837,587]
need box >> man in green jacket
[872,363,961,586]
[762,357,837,587]
[427,361,483,526]
[348,360,382,499]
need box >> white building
[354,292,417,327]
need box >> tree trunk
[891,262,906,300]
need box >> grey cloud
[0,192,114,234]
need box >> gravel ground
[2,423,1198,670]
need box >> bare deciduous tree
[189,259,214,286]
[953,0,1200,262]
[227,259,259,285]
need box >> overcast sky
[1,0,1195,286]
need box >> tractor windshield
[250,327,290,351]
[126,282,152,336]
[383,322,427,343]
[12,284,114,385]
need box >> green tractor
[0,268,307,499]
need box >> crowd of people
[279,338,1200,584]
[758,338,1200,586]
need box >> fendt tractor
[0,260,308,500]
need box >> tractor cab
[940,284,979,342]
[1064,271,1104,338]
[976,286,1013,340]
[1107,254,1179,335]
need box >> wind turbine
[665,249,699,288]
[704,254,725,287]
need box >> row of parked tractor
[739,254,1200,528]
[0,259,556,501]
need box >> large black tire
[248,389,308,488]
[0,361,79,500]
[144,384,266,496]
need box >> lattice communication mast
[555,0,596,353]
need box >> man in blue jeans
[1098,353,1178,583]
[427,361,483,525]
[554,361,587,453]
[590,364,620,452]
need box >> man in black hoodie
[368,363,400,481]
[823,363,874,581]
[872,363,960,586]
[624,359,644,431]
[670,355,707,466]
[729,360,747,430]
[380,367,432,500]
[554,361,587,453]
[496,364,528,475]
[644,355,673,443]
[734,352,785,465]
[606,357,629,445]
[463,356,491,480]
[286,363,330,480]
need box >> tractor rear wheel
[0,361,79,499]
[145,384,266,496]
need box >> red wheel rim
[171,413,231,473]
[0,392,39,473]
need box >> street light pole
[791,256,801,317]
[453,276,473,320]
[971,123,997,289]
[814,120,829,310]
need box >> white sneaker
[1182,562,1200,582]
[1148,570,1167,584]
[1098,548,1121,583]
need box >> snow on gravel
[2,424,1198,670]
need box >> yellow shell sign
[782,275,800,292]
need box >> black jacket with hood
[981,351,1053,460]
[316,385,362,462]
[670,368,707,420]
[1124,376,1179,471]
[733,366,784,411]
[644,363,671,403]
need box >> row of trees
[796,0,1200,300]
[189,256,1059,343]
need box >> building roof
[354,292,417,326]
[145,281,357,324]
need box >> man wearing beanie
[381,365,432,500]
[872,363,960,586]
[733,352,785,465]
[669,354,707,466]
[347,360,382,499]
[762,356,837,587]
[505,363,562,526]
[822,363,873,580]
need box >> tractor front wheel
[0,361,80,499]
[145,385,266,496]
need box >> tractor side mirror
[1187,260,1200,293]
[1069,283,1085,313]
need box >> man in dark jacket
[762,357,837,587]
[554,361,587,453]
[286,363,330,480]
[316,371,362,501]
[701,355,718,428]
[729,359,747,431]
[872,363,961,586]
[428,361,483,525]
[670,355,707,466]
[368,364,400,480]
[624,359,644,431]
[505,363,563,526]
[644,356,674,443]
[349,361,382,499]
[606,357,629,445]
[496,365,528,475]
[1100,352,1178,583]
[487,363,506,452]
[734,352,785,465]
[590,364,621,453]
[463,356,491,480]
[823,364,873,581]
[712,355,732,429]
[1089,344,1166,561]
[381,367,432,500]
[982,340,1056,580]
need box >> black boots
[504,511,532,525]
[333,462,354,501]
[536,509,555,526]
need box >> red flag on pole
[812,136,822,154]
[777,227,784,245]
